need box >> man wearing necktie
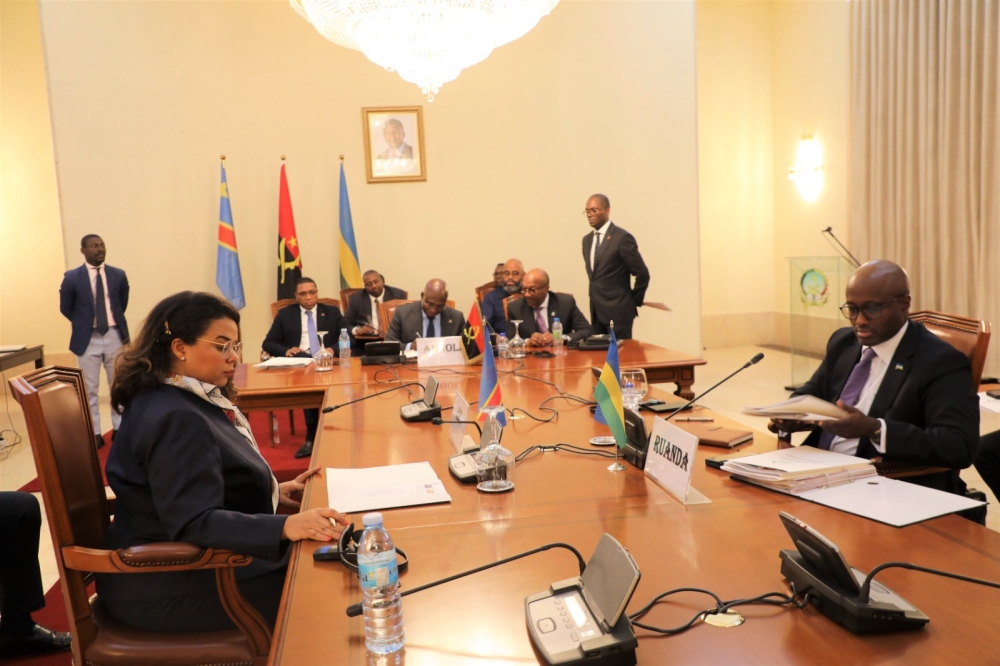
[506,268,591,345]
[770,260,978,496]
[385,279,465,346]
[581,193,649,340]
[344,269,407,345]
[59,235,130,450]
[262,277,343,458]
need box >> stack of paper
[253,356,314,369]
[743,395,848,422]
[327,461,452,514]
[721,447,876,495]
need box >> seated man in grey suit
[386,279,465,346]
[344,269,407,342]
[507,269,591,346]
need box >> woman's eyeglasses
[196,338,243,358]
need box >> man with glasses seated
[507,268,591,346]
[769,259,978,495]
[386,279,465,347]
[482,258,524,335]
[263,277,343,458]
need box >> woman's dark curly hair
[111,291,241,412]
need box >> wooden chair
[909,310,991,388]
[339,288,363,313]
[475,281,497,304]
[502,293,524,322]
[265,297,340,444]
[9,366,270,666]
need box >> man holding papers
[770,260,978,495]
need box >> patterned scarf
[165,374,279,512]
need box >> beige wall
[0,0,66,362]
[697,0,850,353]
[34,0,702,358]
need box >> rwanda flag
[216,162,245,310]
[593,327,626,448]
[476,328,507,427]
[338,163,362,291]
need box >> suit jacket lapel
[546,293,561,330]
[78,266,94,316]
[583,232,595,278]
[869,324,918,418]
[593,223,615,270]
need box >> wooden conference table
[267,367,1000,665]
[234,340,706,412]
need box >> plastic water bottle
[338,328,351,366]
[358,512,404,654]
[497,334,509,359]
[551,317,563,354]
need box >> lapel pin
[894,363,904,371]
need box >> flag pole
[608,320,626,472]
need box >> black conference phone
[570,334,625,351]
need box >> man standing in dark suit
[0,492,72,657]
[262,277,343,459]
[344,270,406,342]
[59,234,129,449]
[507,268,591,346]
[386,279,465,346]
[582,194,649,340]
[771,260,979,495]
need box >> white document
[0,345,27,353]
[722,447,873,481]
[743,395,848,422]
[253,356,314,368]
[416,336,465,367]
[978,392,1000,413]
[450,391,473,453]
[641,302,672,312]
[799,476,985,527]
[644,419,711,506]
[327,462,452,514]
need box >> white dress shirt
[590,220,612,272]
[87,263,117,328]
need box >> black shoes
[94,433,105,449]
[0,624,72,656]
[294,440,314,459]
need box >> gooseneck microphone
[345,542,587,617]
[321,382,424,413]
[821,226,862,268]
[430,417,483,436]
[662,353,765,421]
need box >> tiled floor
[1,346,997,596]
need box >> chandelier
[289,0,559,101]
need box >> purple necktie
[818,347,877,450]
[534,306,548,334]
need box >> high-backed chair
[9,366,270,666]
[339,288,363,313]
[475,281,497,304]
[502,293,525,322]
[264,297,341,443]
[909,310,991,388]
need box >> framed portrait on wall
[362,106,426,183]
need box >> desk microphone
[321,382,424,413]
[821,226,862,268]
[430,417,483,436]
[661,353,765,421]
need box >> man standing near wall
[59,234,129,448]
[582,194,649,340]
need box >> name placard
[416,336,466,367]
[644,417,710,505]
[450,391,472,454]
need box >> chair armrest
[62,543,252,574]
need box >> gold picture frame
[362,106,426,183]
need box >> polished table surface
[0,345,45,372]
[234,340,706,412]
[268,369,1000,665]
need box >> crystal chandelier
[289,0,559,101]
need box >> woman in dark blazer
[99,291,347,632]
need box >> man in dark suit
[482,258,523,335]
[582,194,650,340]
[344,270,407,345]
[771,260,978,495]
[386,279,465,346]
[0,492,72,657]
[507,268,591,346]
[59,234,130,448]
[262,277,343,458]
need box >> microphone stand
[430,417,483,437]
[821,226,861,268]
[321,382,424,413]
[660,353,765,422]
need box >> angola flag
[461,301,486,365]
[593,327,626,449]
[276,162,303,299]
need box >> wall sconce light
[788,135,824,202]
